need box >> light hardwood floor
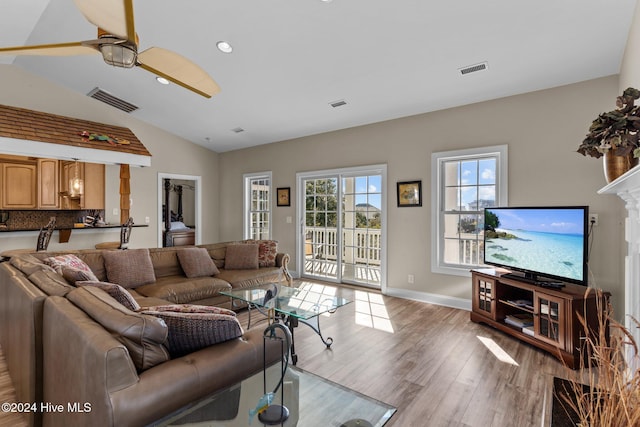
[0,346,27,427]
[0,279,572,427]
[255,280,570,427]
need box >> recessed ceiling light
[156,76,169,85]
[321,0,333,3]
[216,41,233,54]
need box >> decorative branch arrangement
[578,87,640,159]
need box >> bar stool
[95,217,133,250]
[1,217,56,259]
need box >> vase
[603,151,639,183]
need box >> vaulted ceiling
[0,0,636,153]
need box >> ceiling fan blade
[137,47,220,98]
[0,42,98,57]
[73,0,136,44]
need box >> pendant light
[69,159,84,197]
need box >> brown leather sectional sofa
[0,241,292,427]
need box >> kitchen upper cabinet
[60,161,105,209]
[1,162,37,208]
[82,162,105,210]
[0,155,105,210]
[38,158,59,209]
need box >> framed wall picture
[277,187,291,207]
[397,180,422,207]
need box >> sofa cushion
[177,247,220,278]
[207,247,227,269]
[243,240,278,267]
[28,269,74,296]
[135,276,231,305]
[43,254,99,282]
[9,254,56,276]
[140,304,243,358]
[224,244,259,270]
[215,267,284,289]
[77,281,141,311]
[148,247,183,278]
[66,286,169,371]
[103,248,156,288]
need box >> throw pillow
[43,254,99,281]
[141,304,237,316]
[177,247,220,278]
[242,240,278,267]
[102,248,156,288]
[66,286,169,371]
[61,265,99,285]
[140,305,243,358]
[224,244,259,270]
[76,281,141,311]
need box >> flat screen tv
[483,206,589,286]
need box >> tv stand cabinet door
[533,292,566,350]
[472,272,497,320]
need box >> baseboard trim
[384,287,471,311]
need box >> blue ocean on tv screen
[484,209,585,282]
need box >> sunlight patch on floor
[354,290,394,333]
[288,282,340,316]
[477,336,519,366]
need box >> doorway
[157,173,202,247]
[297,165,387,290]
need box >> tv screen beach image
[484,208,585,282]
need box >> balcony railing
[305,227,382,266]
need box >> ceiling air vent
[87,87,139,113]
[329,99,347,108]
[458,62,488,76]
[231,127,245,133]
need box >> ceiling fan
[0,0,220,98]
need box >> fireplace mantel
[598,165,640,364]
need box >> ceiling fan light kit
[0,0,219,98]
[99,42,137,68]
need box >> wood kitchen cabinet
[37,158,59,209]
[60,161,105,210]
[1,161,37,208]
[0,155,105,210]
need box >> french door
[297,165,386,289]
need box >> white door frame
[157,173,202,247]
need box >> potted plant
[577,87,640,182]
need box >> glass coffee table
[151,363,396,427]
[220,282,350,365]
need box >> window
[431,145,507,275]
[243,172,272,240]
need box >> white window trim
[431,145,508,277]
[243,171,272,240]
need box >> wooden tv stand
[470,269,608,369]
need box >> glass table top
[220,283,350,320]
[152,363,396,427]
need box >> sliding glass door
[298,165,386,289]
[303,176,340,281]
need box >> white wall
[219,76,626,313]
[620,0,640,91]
[0,64,220,251]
